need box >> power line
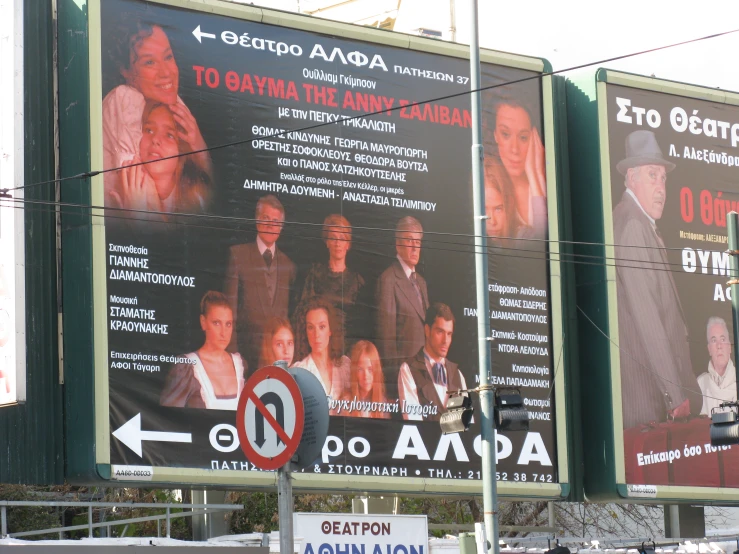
[576,304,727,406]
[0,196,730,280]
[5,26,739,196]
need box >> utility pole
[468,0,499,552]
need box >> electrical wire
[5,24,739,209]
[576,304,729,406]
[3,198,732,408]
[0,195,724,279]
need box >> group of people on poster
[102,15,550,421]
[613,129,737,428]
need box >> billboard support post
[728,211,739,402]
[468,0,499,553]
[278,465,294,554]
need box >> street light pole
[468,1,500,553]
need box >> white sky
[235,0,739,91]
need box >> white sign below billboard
[294,513,428,554]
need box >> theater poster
[88,0,568,493]
[600,71,739,497]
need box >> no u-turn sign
[236,365,305,470]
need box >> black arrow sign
[254,391,285,448]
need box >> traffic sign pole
[278,463,293,554]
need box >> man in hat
[613,130,700,428]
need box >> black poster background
[102,0,557,484]
[606,83,739,486]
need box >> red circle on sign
[236,365,305,471]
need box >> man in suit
[225,194,296,373]
[398,302,468,421]
[613,130,700,428]
[376,216,429,369]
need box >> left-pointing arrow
[192,25,216,43]
[112,413,192,457]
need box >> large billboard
[88,0,568,494]
[0,0,25,407]
[595,70,739,500]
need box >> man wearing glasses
[225,194,296,374]
[698,316,737,415]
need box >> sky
[233,0,739,92]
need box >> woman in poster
[299,214,365,339]
[112,101,210,216]
[160,291,246,410]
[484,157,545,242]
[339,340,390,419]
[489,99,547,239]
[293,296,350,400]
[257,317,295,369]
[103,17,212,206]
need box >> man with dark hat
[613,130,700,428]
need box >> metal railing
[0,501,243,540]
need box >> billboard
[88,0,568,494]
[593,70,739,500]
[0,0,25,407]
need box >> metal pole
[1,506,7,537]
[278,465,294,554]
[166,506,171,538]
[468,1,498,553]
[727,212,739,401]
[88,505,93,538]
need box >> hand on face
[169,102,207,153]
[524,126,546,198]
[119,157,159,212]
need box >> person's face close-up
[425,316,454,360]
[272,327,295,367]
[326,229,350,263]
[306,308,331,356]
[256,205,284,246]
[140,106,179,180]
[356,353,374,395]
[123,26,179,105]
[396,230,422,268]
[485,186,507,238]
[200,305,233,351]
[629,164,667,220]
[707,323,731,374]
[494,105,532,178]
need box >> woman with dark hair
[103,17,211,203]
[293,296,350,400]
[340,340,390,419]
[489,99,547,239]
[112,101,209,216]
[258,317,295,369]
[160,291,246,410]
[299,214,364,339]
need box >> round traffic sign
[236,365,305,470]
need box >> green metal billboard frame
[60,0,574,497]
